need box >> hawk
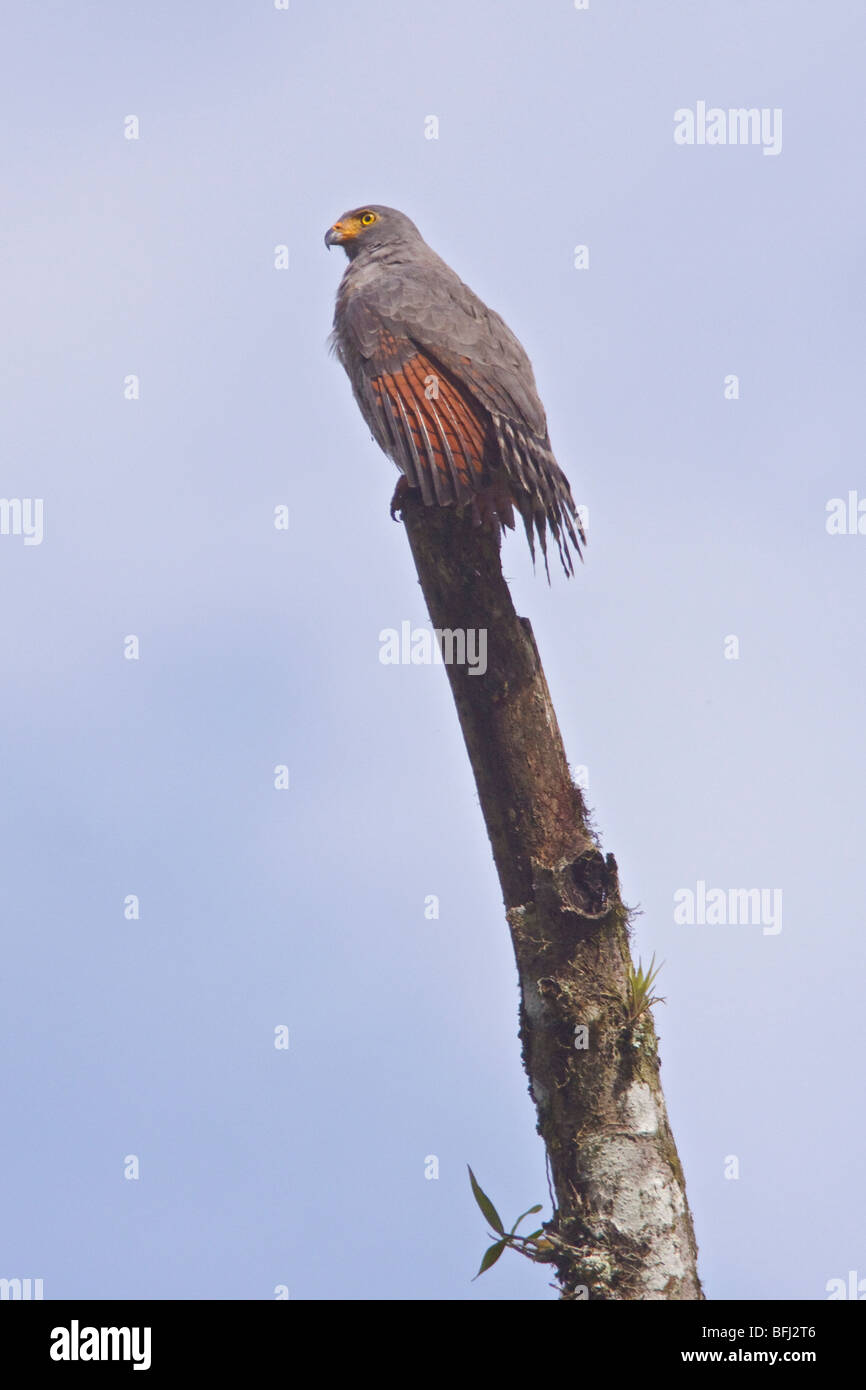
[325,205,584,576]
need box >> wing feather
[332,251,585,574]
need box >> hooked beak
[324,224,344,249]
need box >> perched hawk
[325,205,584,576]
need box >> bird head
[324,205,420,260]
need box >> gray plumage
[326,204,584,576]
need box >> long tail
[492,416,585,579]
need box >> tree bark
[400,494,703,1300]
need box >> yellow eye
[361,212,376,226]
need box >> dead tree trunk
[400,494,703,1300]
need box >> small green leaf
[467,1165,504,1234]
[626,952,667,1023]
[526,1229,545,1241]
[510,1203,544,1235]
[473,1240,506,1279]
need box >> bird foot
[390,475,411,520]
[471,483,516,534]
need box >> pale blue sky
[1,0,863,1299]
